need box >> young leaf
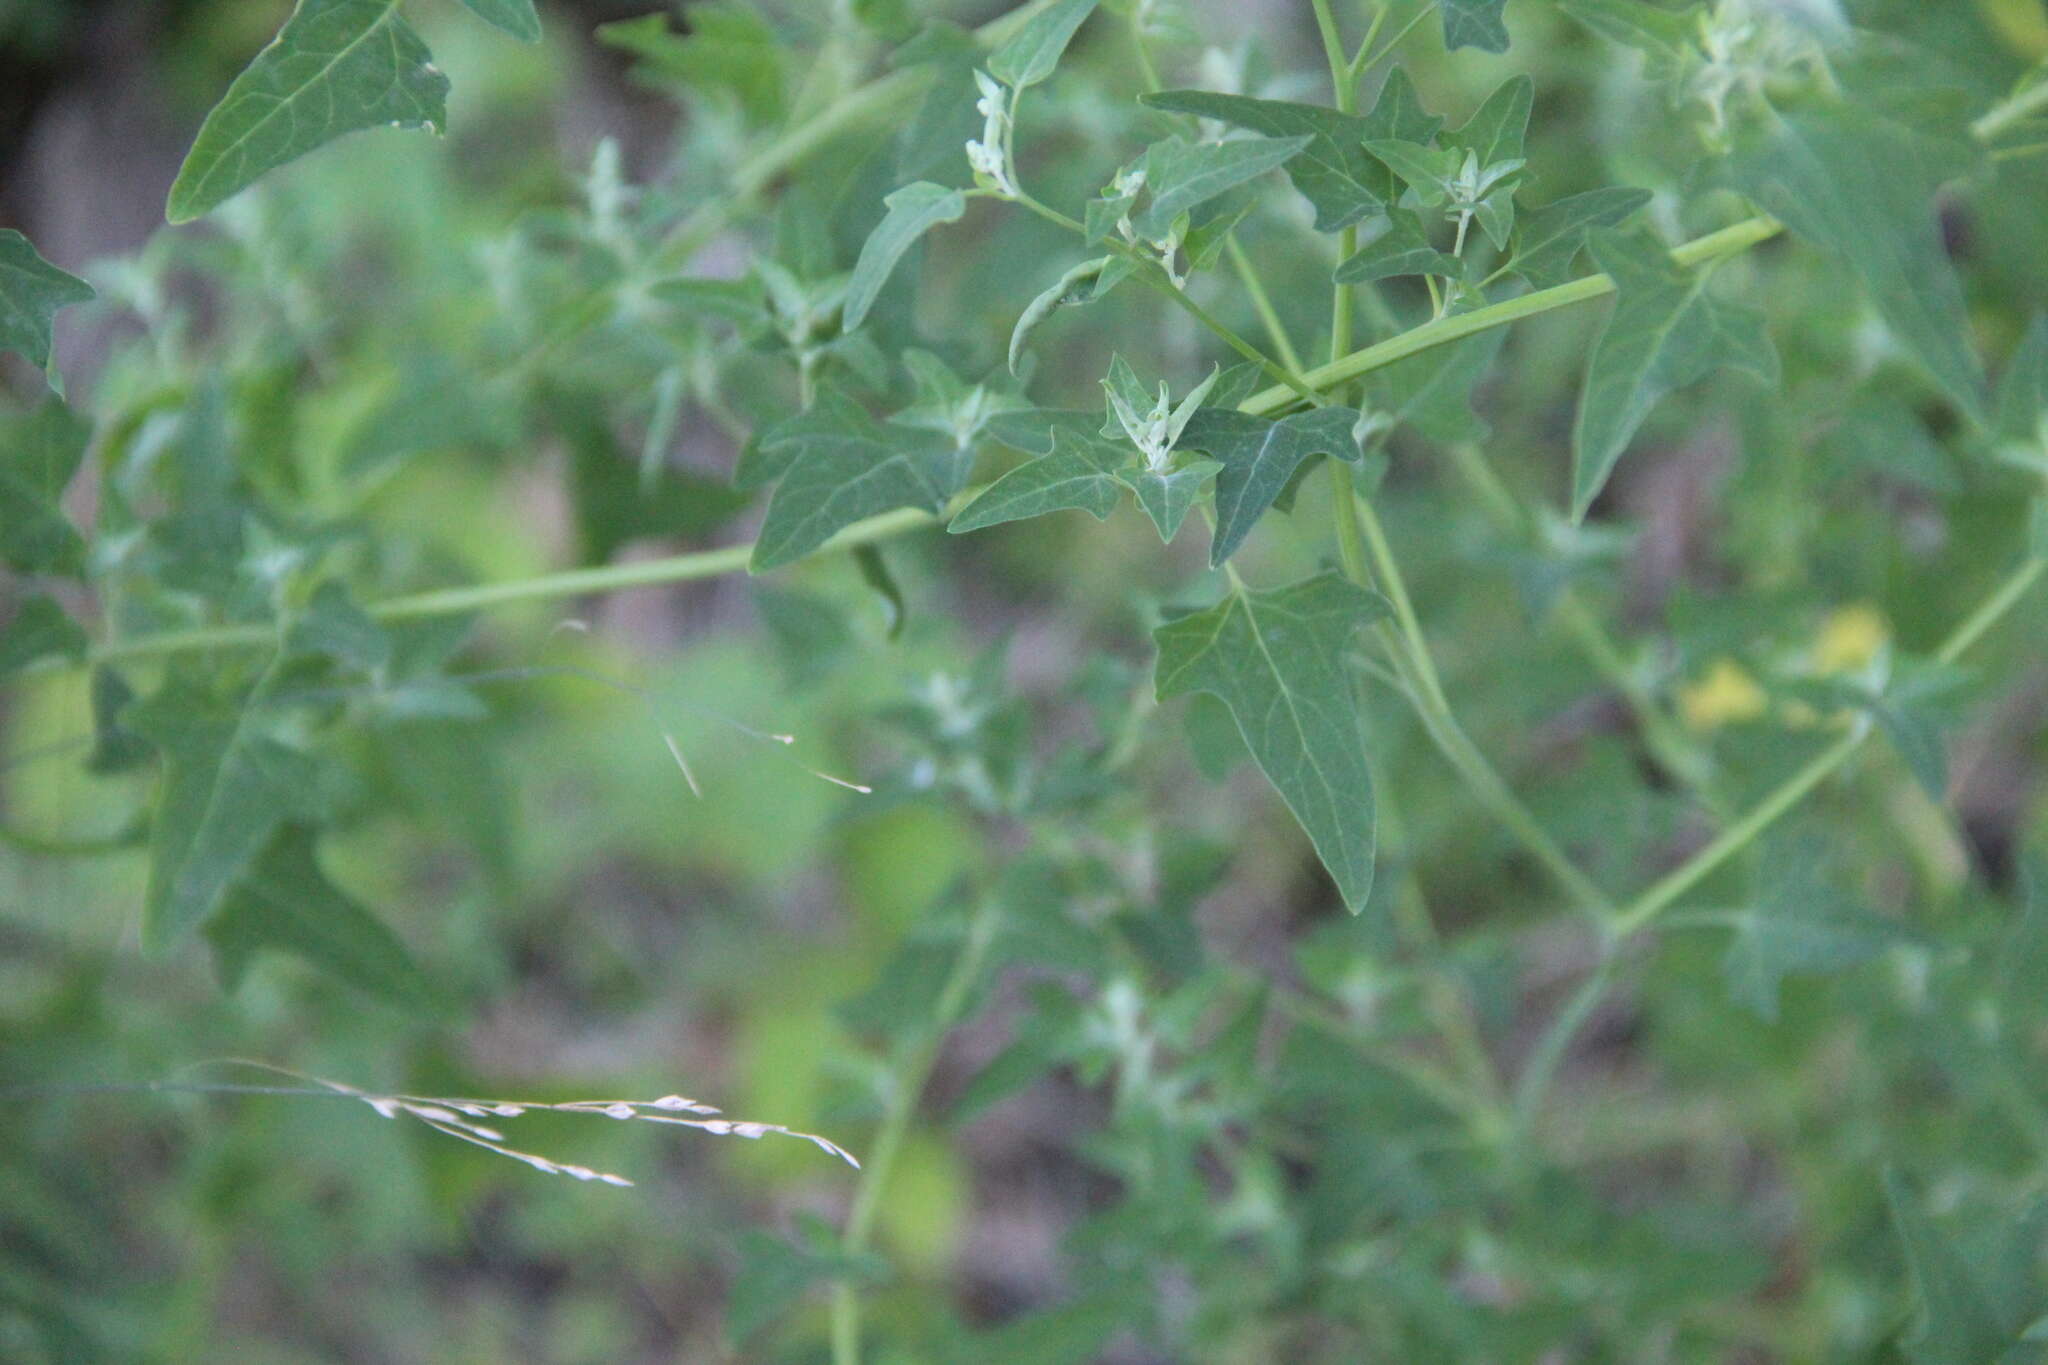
[1444,75,1533,171]
[1129,135,1312,241]
[206,827,440,1012]
[1154,573,1391,914]
[950,432,1122,533]
[1503,186,1652,290]
[1885,1170,2015,1365]
[1119,460,1218,543]
[1573,228,1778,519]
[1139,91,1382,231]
[452,0,540,42]
[1333,212,1464,284]
[1720,848,1909,1020]
[843,182,968,331]
[166,0,452,224]
[0,229,95,370]
[1442,0,1510,53]
[0,595,87,678]
[987,0,1099,89]
[750,389,955,571]
[0,397,90,576]
[1361,139,1461,208]
[130,668,336,952]
[1178,406,1363,565]
[1725,105,1985,419]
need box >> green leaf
[1504,187,1653,290]
[843,182,968,331]
[1573,228,1778,519]
[1009,257,1123,373]
[1178,406,1362,565]
[1361,138,1461,208]
[451,0,539,42]
[0,595,87,678]
[287,581,391,676]
[129,666,335,951]
[206,827,439,1011]
[750,389,955,571]
[87,667,153,775]
[1334,211,1464,284]
[853,543,908,640]
[1997,315,2048,457]
[0,229,95,370]
[1154,573,1390,913]
[166,0,452,224]
[1442,0,1510,53]
[595,5,787,126]
[0,397,90,576]
[1719,844,1909,1020]
[950,431,1122,532]
[1360,327,1505,445]
[729,1218,882,1345]
[987,0,1099,89]
[1130,135,1312,241]
[1447,76,1531,170]
[1140,91,1383,231]
[1119,460,1218,543]
[1885,1170,2014,1365]
[1725,105,1985,419]
[1356,67,1444,203]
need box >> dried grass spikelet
[214,1062,858,1186]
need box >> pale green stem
[830,898,1001,1365]
[1974,72,2048,142]
[1226,235,1307,376]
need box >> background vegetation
[5,0,2048,1360]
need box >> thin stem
[1609,556,2046,938]
[1510,950,1617,1137]
[1226,235,1307,376]
[1346,5,1391,82]
[830,899,1000,1365]
[1239,216,1784,418]
[1354,2,1439,79]
[1974,72,2048,143]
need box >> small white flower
[965,70,1020,197]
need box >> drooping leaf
[853,543,908,639]
[1504,186,1653,290]
[1008,257,1126,373]
[129,666,336,951]
[1724,104,1985,418]
[166,0,452,224]
[0,397,90,576]
[1154,573,1391,913]
[950,431,1123,532]
[1885,1170,2015,1365]
[1334,211,1464,284]
[0,229,95,370]
[1119,460,1219,543]
[0,595,87,678]
[987,0,1099,89]
[750,388,955,570]
[1130,135,1312,241]
[1178,406,1362,565]
[1140,91,1382,232]
[1572,228,1778,519]
[451,0,540,42]
[1441,0,1510,53]
[1719,843,1911,1020]
[206,826,439,1012]
[844,182,968,331]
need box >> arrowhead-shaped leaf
[1140,91,1382,232]
[1442,0,1510,53]
[844,182,967,331]
[1334,211,1464,284]
[167,0,452,224]
[1573,228,1778,519]
[130,668,335,951]
[750,388,955,570]
[206,826,440,1012]
[0,230,95,369]
[1120,460,1218,543]
[950,432,1122,533]
[1503,186,1652,290]
[1443,75,1531,169]
[1179,406,1362,565]
[1155,573,1390,913]
[1357,68,1444,204]
[0,397,90,575]
[1725,105,1984,418]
